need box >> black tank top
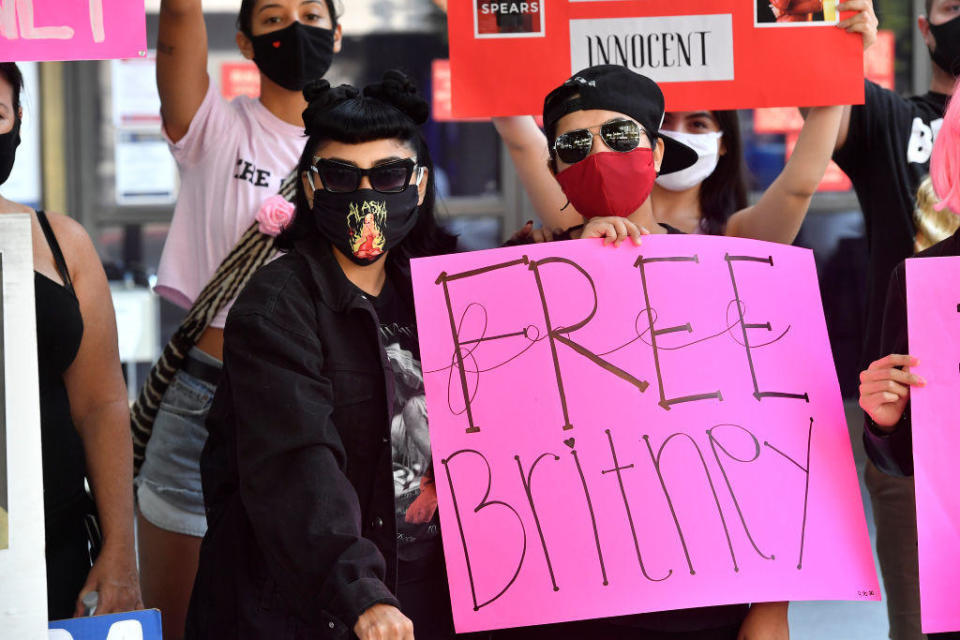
[34,211,87,530]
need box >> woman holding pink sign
[495,64,828,640]
[858,81,960,640]
[137,0,343,637]
[857,95,960,473]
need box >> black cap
[543,65,698,175]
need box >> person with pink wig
[930,94,960,218]
[858,83,960,640]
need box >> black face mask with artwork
[251,22,335,91]
[312,187,420,266]
[0,118,21,186]
[929,14,960,76]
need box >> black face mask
[251,22,335,91]
[312,187,420,266]
[930,14,960,77]
[0,118,21,186]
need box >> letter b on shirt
[907,116,944,165]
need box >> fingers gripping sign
[858,354,925,430]
[580,216,647,246]
[836,0,879,50]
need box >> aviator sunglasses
[552,118,646,165]
[309,158,424,194]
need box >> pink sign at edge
[906,256,960,635]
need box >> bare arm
[800,104,852,153]
[738,601,790,640]
[834,105,853,152]
[53,214,141,615]
[725,105,844,244]
[493,116,583,231]
[157,0,210,143]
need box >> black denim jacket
[186,239,413,639]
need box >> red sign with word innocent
[755,29,894,135]
[449,0,864,118]
[753,29,893,193]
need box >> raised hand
[838,0,879,50]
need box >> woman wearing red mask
[499,65,842,640]
[501,94,849,245]
[533,65,844,254]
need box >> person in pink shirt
[137,1,342,637]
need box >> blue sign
[49,610,162,640]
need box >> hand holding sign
[579,216,647,246]
[71,547,142,618]
[857,354,924,430]
[837,0,879,49]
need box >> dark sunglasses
[552,118,646,165]
[310,158,420,194]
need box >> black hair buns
[363,70,429,125]
[302,79,360,135]
[301,71,429,135]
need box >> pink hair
[931,78,960,215]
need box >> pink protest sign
[906,256,960,635]
[0,0,146,62]
[411,234,879,633]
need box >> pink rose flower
[256,195,295,236]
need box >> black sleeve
[223,276,399,628]
[501,223,583,246]
[501,235,530,247]
[862,262,915,477]
[833,80,912,184]
[554,224,583,241]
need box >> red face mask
[555,147,656,219]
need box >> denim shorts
[135,347,220,538]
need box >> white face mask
[655,130,723,192]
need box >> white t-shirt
[155,83,306,328]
